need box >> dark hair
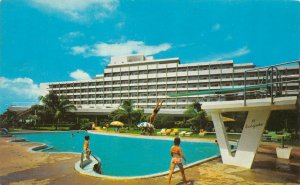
[85,135,90,140]
[174,137,180,146]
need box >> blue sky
[1,0,300,113]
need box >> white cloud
[28,0,119,22]
[59,31,84,43]
[70,69,92,81]
[71,40,172,57]
[198,46,250,62]
[71,46,89,55]
[212,23,221,31]
[0,77,41,99]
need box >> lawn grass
[102,127,241,140]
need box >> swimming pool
[16,132,220,177]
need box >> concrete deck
[0,136,300,185]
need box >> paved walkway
[0,137,299,185]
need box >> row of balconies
[49,73,299,89]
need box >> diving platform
[202,96,298,168]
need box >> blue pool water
[16,132,220,177]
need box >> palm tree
[184,102,208,132]
[109,100,144,126]
[39,92,76,130]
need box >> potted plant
[276,136,293,159]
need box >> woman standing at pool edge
[83,135,91,159]
[149,99,164,125]
[168,137,189,185]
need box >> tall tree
[184,102,208,132]
[39,92,76,130]
[109,100,144,125]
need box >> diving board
[202,96,298,168]
[168,83,271,97]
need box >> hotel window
[121,87,129,90]
[105,73,112,77]
[178,68,187,72]
[96,82,104,86]
[149,99,156,103]
[178,77,186,81]
[130,93,138,97]
[178,85,186,88]
[157,78,165,82]
[188,76,198,81]
[122,94,129,97]
[189,67,198,71]
[139,86,147,90]
[148,70,156,74]
[188,84,197,88]
[148,79,156,83]
[167,85,176,89]
[113,87,120,91]
[130,71,138,76]
[168,68,176,73]
[157,92,166,96]
[158,69,166,73]
[139,79,147,83]
[105,81,112,85]
[113,81,121,85]
[130,86,138,90]
[167,77,176,81]
[157,85,166,89]
[130,80,138,84]
[139,70,148,75]
[121,72,129,76]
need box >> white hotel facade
[41,55,299,116]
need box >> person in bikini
[83,135,91,159]
[149,99,164,125]
[168,137,189,185]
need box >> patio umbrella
[110,121,124,127]
[137,122,153,128]
[222,116,235,122]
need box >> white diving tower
[169,60,300,169]
[202,96,298,168]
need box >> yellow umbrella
[222,116,235,122]
[110,121,124,127]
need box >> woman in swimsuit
[167,137,189,185]
[149,99,164,125]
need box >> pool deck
[1,133,300,185]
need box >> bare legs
[168,162,188,185]
[149,99,164,125]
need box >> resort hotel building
[41,54,300,116]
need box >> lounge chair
[179,131,187,136]
[184,132,193,136]
[157,129,166,135]
[170,129,179,135]
[163,129,172,135]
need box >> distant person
[168,137,189,185]
[150,99,164,125]
[71,133,74,138]
[215,139,218,146]
[83,135,91,160]
[92,123,96,130]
